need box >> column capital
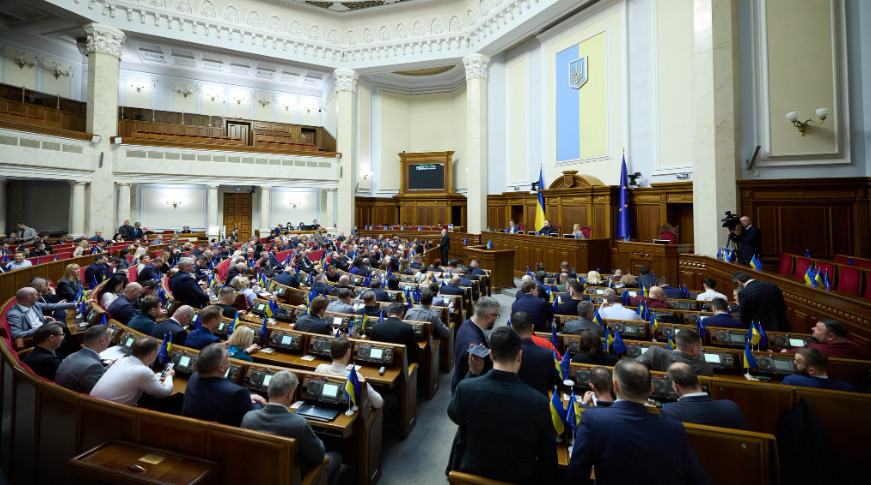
[69,180,88,187]
[207,184,221,190]
[117,182,132,187]
[463,53,491,81]
[82,23,126,59]
[333,69,359,93]
[260,185,273,192]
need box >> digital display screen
[704,354,721,363]
[334,317,344,325]
[322,382,340,397]
[789,338,806,347]
[224,367,231,378]
[640,347,649,354]
[626,291,639,297]
[773,359,792,370]
[125,337,134,347]
[256,303,266,312]
[408,163,445,190]
[218,322,225,330]
[281,335,293,345]
[730,334,745,343]
[179,356,191,367]
[594,289,605,294]
[370,348,384,359]
[263,374,273,386]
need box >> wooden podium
[463,245,515,291]
[617,240,692,285]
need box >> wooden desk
[617,240,692,285]
[67,440,220,485]
[462,245,515,291]
[481,231,611,277]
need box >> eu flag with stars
[260,317,269,344]
[616,155,631,240]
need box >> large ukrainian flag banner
[555,32,608,163]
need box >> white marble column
[333,69,358,235]
[692,0,740,256]
[117,183,132,227]
[0,179,6,236]
[259,185,272,235]
[69,181,87,237]
[83,23,125,236]
[320,188,337,230]
[207,184,220,239]
[463,54,490,234]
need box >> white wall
[137,185,207,230]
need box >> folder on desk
[296,402,342,422]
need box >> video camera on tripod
[721,211,741,231]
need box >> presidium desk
[479,231,611,278]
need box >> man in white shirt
[314,337,383,408]
[597,293,641,321]
[695,278,727,302]
[6,251,32,271]
[91,336,174,406]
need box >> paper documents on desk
[300,355,316,361]
[346,364,362,372]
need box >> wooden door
[223,193,253,241]
[226,122,250,144]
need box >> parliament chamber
[1,0,871,483]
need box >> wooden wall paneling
[830,206,852,256]
[779,206,828,257]
[36,390,78,484]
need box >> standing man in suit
[182,343,266,426]
[6,287,77,339]
[511,281,554,332]
[732,271,791,331]
[242,371,342,485]
[17,222,38,243]
[169,257,210,308]
[448,326,557,483]
[729,215,762,265]
[660,362,746,429]
[511,312,558,396]
[55,324,112,393]
[567,359,710,484]
[369,302,419,364]
[22,323,65,380]
[452,297,500,393]
[439,228,450,263]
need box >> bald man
[630,286,672,310]
[6,287,76,339]
[107,282,143,325]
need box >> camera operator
[728,215,761,265]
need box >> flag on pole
[750,254,763,271]
[756,322,768,348]
[550,391,565,435]
[814,267,824,287]
[559,350,571,383]
[553,350,563,381]
[804,267,817,287]
[229,313,238,335]
[157,335,169,365]
[823,269,831,290]
[486,241,493,249]
[612,327,627,354]
[345,366,361,406]
[535,167,547,231]
[616,154,631,240]
[551,324,559,348]
[566,389,582,432]
[593,310,605,327]
[743,340,758,370]
[604,326,613,352]
[260,317,269,344]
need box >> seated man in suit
[404,290,452,341]
[326,288,356,314]
[136,256,160,283]
[439,275,466,297]
[637,328,714,377]
[127,295,161,335]
[781,347,856,392]
[536,219,558,236]
[182,343,266,426]
[241,371,342,485]
[22,323,65,380]
[55,324,112,393]
[467,259,487,280]
[310,273,331,297]
[169,257,210,309]
[457,268,479,300]
[151,305,192,346]
[185,305,224,350]
[555,280,586,317]
[369,302,419,363]
[630,286,672,310]
[567,359,710,484]
[635,265,657,289]
[272,266,301,289]
[294,297,332,335]
[511,281,554,332]
[216,287,243,319]
[448,326,557,483]
[657,278,686,300]
[702,298,744,329]
[660,362,746,429]
[564,300,605,337]
[367,278,394,302]
[328,275,354,296]
[505,219,521,233]
[579,366,615,407]
[356,291,383,325]
[6,286,77,339]
[107,283,143,325]
[84,254,112,286]
[511,311,558,397]
[5,251,32,271]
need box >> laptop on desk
[296,402,342,422]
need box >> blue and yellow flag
[667,334,674,350]
[486,240,493,249]
[612,327,627,354]
[345,366,361,406]
[743,340,758,369]
[592,310,605,327]
[566,389,582,432]
[553,349,563,381]
[814,268,824,287]
[750,254,762,271]
[749,324,761,346]
[604,327,613,352]
[616,155,631,240]
[157,335,169,364]
[649,313,659,335]
[535,167,547,231]
[550,391,565,435]
[229,313,238,335]
[804,267,817,287]
[697,315,707,338]
[559,350,571,382]
[756,322,768,348]
[260,317,269,344]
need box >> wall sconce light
[13,52,37,70]
[786,108,830,136]
[166,200,182,209]
[44,61,71,79]
[171,83,198,98]
[129,78,150,93]
[289,200,304,209]
[231,92,249,105]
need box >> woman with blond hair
[72,240,90,257]
[225,325,260,361]
[230,275,255,307]
[56,263,83,301]
[586,270,603,286]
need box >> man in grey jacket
[405,290,451,340]
[326,288,356,314]
[6,287,77,339]
[17,222,38,243]
[55,324,112,393]
[241,371,342,485]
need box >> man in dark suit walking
[182,344,266,426]
[439,228,450,263]
[448,326,557,484]
[660,362,746,429]
[732,271,791,331]
[567,359,710,484]
[729,215,762,265]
